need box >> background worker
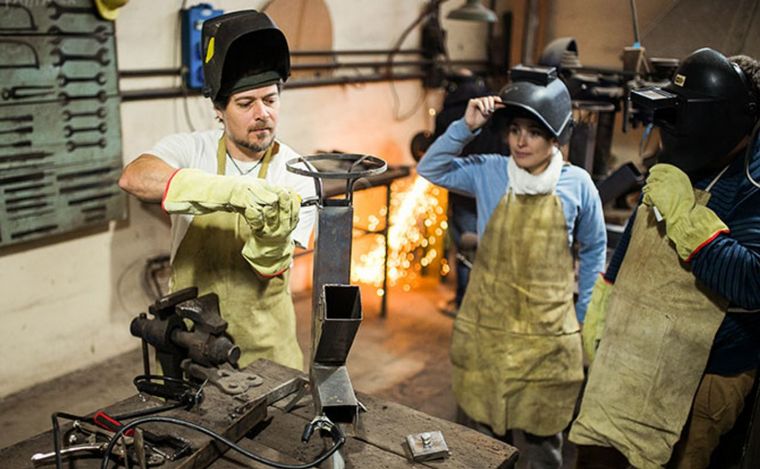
[418,68,606,468]
[433,71,509,316]
[573,48,760,469]
[119,10,316,371]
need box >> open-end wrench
[48,25,110,44]
[0,115,33,123]
[51,47,110,66]
[58,72,107,86]
[66,138,106,152]
[48,2,97,20]
[0,140,31,149]
[64,123,107,137]
[2,86,55,101]
[62,108,107,121]
[0,126,33,135]
[59,90,108,104]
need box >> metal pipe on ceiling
[120,72,428,102]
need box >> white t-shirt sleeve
[145,132,200,168]
[290,176,316,249]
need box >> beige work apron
[170,137,303,370]
[451,191,584,437]
[569,191,728,469]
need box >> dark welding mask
[201,10,290,103]
[493,65,573,144]
[630,48,758,173]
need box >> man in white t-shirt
[118,10,315,370]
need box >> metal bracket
[405,431,450,462]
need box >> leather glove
[241,187,301,277]
[642,164,729,261]
[582,275,613,363]
[162,169,281,231]
[258,186,301,239]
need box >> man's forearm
[119,154,177,203]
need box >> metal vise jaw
[130,287,240,380]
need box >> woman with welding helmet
[417,66,606,468]
[572,49,760,469]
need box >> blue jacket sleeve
[417,119,481,196]
[690,210,760,310]
[690,140,760,311]
[575,172,608,322]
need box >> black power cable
[99,415,345,469]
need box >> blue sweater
[418,119,607,321]
[605,138,760,375]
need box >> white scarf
[506,146,564,195]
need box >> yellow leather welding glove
[642,164,729,261]
[241,187,301,277]
[582,275,613,363]
[162,169,280,231]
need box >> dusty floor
[0,279,459,450]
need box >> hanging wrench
[0,115,33,123]
[58,72,107,86]
[48,2,97,20]
[66,138,106,151]
[0,140,31,149]
[59,90,108,104]
[51,47,110,66]
[62,107,107,121]
[63,123,107,137]
[48,25,110,44]
[2,86,55,101]
[0,126,33,135]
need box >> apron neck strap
[216,134,278,179]
[704,163,731,193]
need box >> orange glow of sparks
[350,175,448,294]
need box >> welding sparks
[350,175,448,293]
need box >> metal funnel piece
[313,285,362,365]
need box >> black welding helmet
[493,65,573,144]
[201,10,290,103]
[630,48,759,173]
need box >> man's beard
[231,130,275,153]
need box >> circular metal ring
[285,153,387,180]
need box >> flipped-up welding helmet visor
[631,48,757,173]
[201,10,290,102]
[493,65,573,144]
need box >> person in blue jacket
[572,49,760,469]
[418,66,606,469]
[434,72,510,316]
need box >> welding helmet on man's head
[201,10,290,104]
[630,48,759,173]
[493,65,573,144]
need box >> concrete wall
[0,0,488,397]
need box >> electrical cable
[386,1,444,121]
[50,408,173,469]
[99,415,345,469]
[48,373,203,469]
